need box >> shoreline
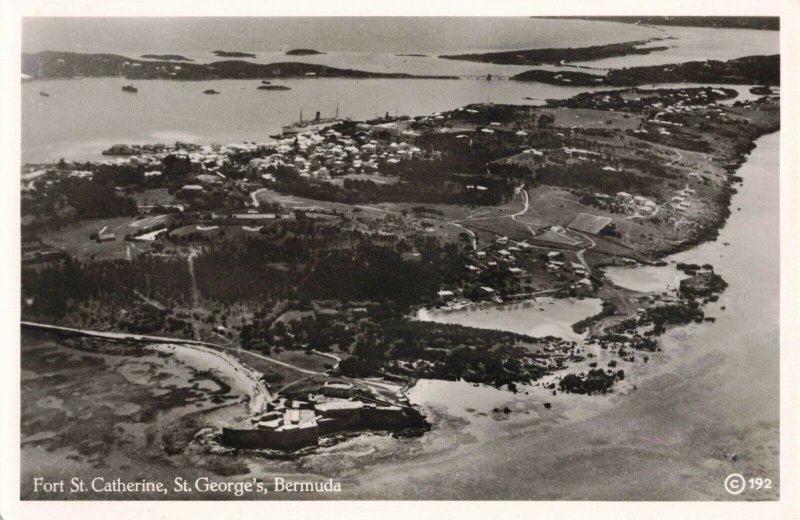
[21,51,460,81]
[21,322,271,414]
[441,38,671,66]
[648,129,777,258]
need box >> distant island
[395,53,430,58]
[511,54,780,87]
[440,40,669,66]
[286,49,325,56]
[551,16,779,31]
[141,54,193,61]
[257,85,291,91]
[21,51,459,81]
[213,50,257,58]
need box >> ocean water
[22,17,660,56]
[22,76,617,163]
[571,24,779,69]
[21,19,778,164]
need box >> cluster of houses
[92,123,432,197]
[616,191,658,214]
[437,234,593,307]
[670,187,697,213]
[20,167,94,193]
[247,127,423,182]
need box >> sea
[21,17,778,164]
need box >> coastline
[21,51,460,81]
[345,130,781,499]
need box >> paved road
[21,321,396,393]
[22,321,322,375]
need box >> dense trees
[22,256,191,319]
[193,232,463,309]
[536,162,661,197]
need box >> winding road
[510,187,539,239]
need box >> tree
[538,113,555,129]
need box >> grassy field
[539,107,644,130]
[39,216,154,260]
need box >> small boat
[39,91,49,97]
[203,89,220,95]
[122,85,138,93]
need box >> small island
[286,49,325,56]
[395,53,430,58]
[213,50,257,58]
[257,85,291,91]
[141,54,194,61]
[750,85,775,95]
[203,89,220,95]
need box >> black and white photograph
[2,2,799,518]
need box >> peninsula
[21,51,459,80]
[440,39,670,66]
[552,16,780,31]
[511,54,780,87]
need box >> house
[97,232,116,243]
[437,290,455,301]
[181,184,204,195]
[321,382,355,398]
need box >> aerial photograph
[18,16,781,501]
